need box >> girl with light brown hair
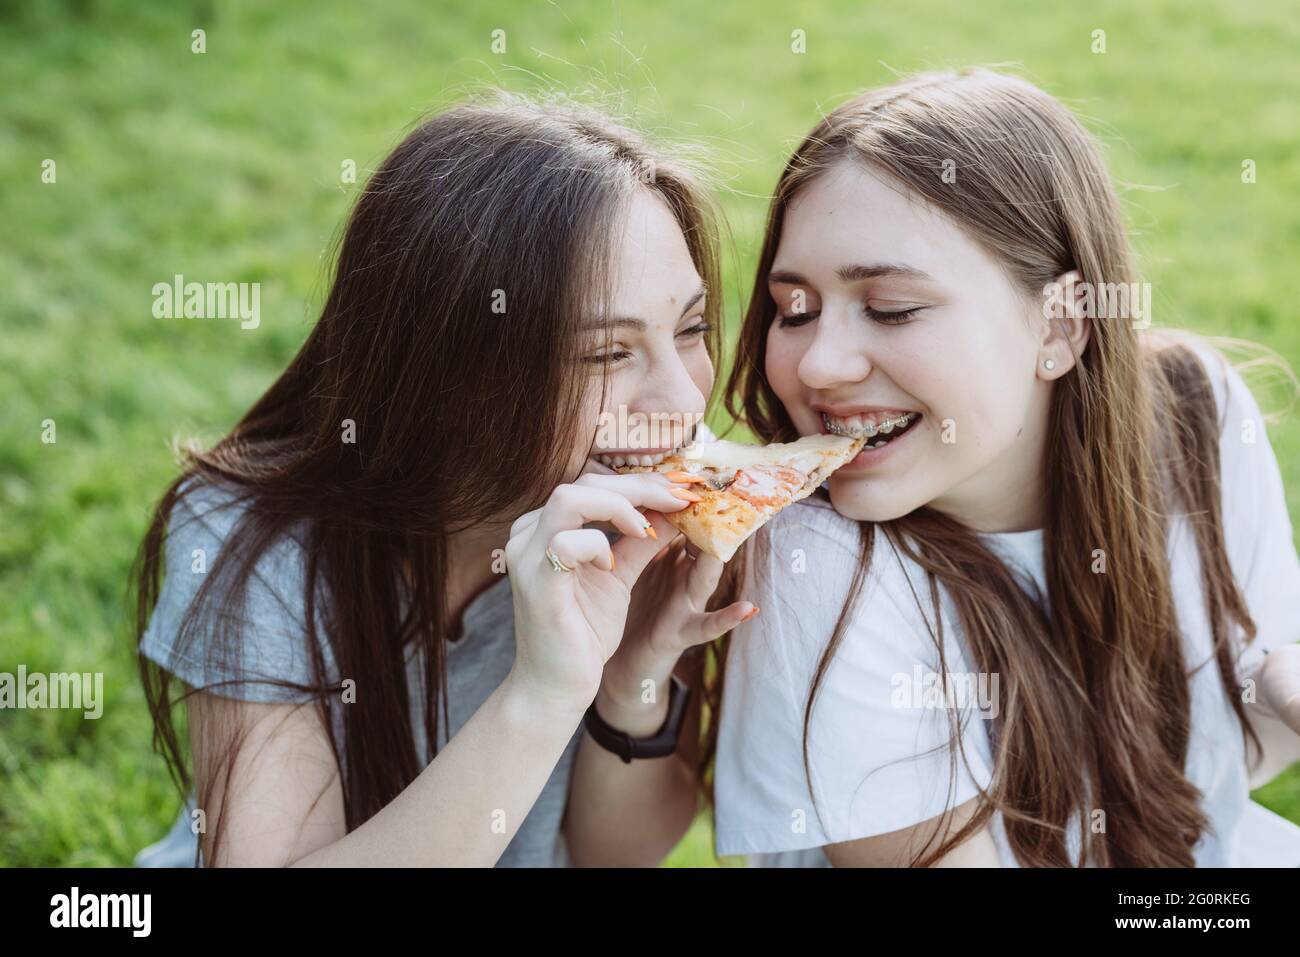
[708,68,1300,867]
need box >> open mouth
[591,422,707,470]
[821,410,922,450]
[591,447,685,469]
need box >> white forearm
[291,674,583,867]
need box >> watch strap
[583,674,691,763]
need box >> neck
[444,518,512,630]
[930,396,1050,533]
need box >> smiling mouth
[821,411,922,449]
[592,421,703,469]
[591,442,690,469]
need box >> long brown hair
[131,93,723,864]
[705,68,1279,866]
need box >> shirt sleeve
[137,478,327,703]
[714,499,993,857]
[1196,345,1300,676]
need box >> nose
[630,352,708,446]
[797,305,873,390]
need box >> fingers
[533,485,651,545]
[685,552,725,608]
[677,553,756,646]
[510,506,544,540]
[683,601,759,648]
[572,471,703,511]
[535,476,694,544]
[611,510,681,587]
[547,528,617,573]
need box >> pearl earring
[1043,358,1057,371]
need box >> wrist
[594,671,675,737]
[502,668,592,729]
[586,674,692,761]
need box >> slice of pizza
[616,433,864,561]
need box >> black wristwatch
[583,674,692,763]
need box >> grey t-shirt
[137,477,584,867]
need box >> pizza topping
[609,432,863,562]
[729,466,806,509]
[702,468,738,492]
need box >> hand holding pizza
[502,472,702,714]
[586,433,863,726]
[595,528,757,723]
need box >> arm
[823,796,1001,867]
[189,471,698,867]
[189,673,585,867]
[1197,349,1300,789]
[1243,643,1300,789]
[562,653,704,868]
[564,531,753,867]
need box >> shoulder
[1148,332,1287,524]
[1144,330,1263,436]
[1146,331,1300,671]
[167,477,310,580]
[140,476,325,701]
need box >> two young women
[133,71,1300,868]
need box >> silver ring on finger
[545,546,574,573]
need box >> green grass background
[2,0,1298,867]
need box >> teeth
[593,447,679,469]
[822,411,916,439]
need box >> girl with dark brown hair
[131,94,756,867]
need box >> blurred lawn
[2,0,1298,867]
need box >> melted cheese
[678,434,857,476]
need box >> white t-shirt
[715,347,1300,866]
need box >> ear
[1037,269,1091,380]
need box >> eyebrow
[768,264,934,285]
[584,285,707,330]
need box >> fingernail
[641,515,658,540]
[609,552,617,571]
[670,488,703,503]
[664,470,706,484]
[742,605,760,621]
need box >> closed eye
[865,305,922,324]
[582,349,633,365]
[777,310,818,328]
